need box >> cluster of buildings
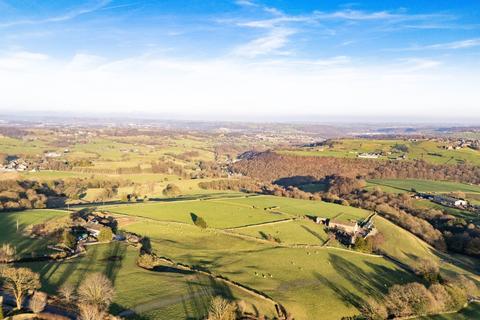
[0,158,31,172]
[416,193,469,208]
[438,138,480,151]
[314,216,376,245]
[416,193,480,215]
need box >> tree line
[231,151,480,184]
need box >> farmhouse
[84,222,103,237]
[433,195,468,207]
[327,219,359,234]
[357,153,380,159]
[44,151,62,158]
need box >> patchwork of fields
[279,139,480,165]
[2,192,479,319]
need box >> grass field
[19,243,275,319]
[104,197,291,229]
[232,219,329,245]
[367,179,480,194]
[122,219,415,320]
[279,139,480,165]
[5,193,479,320]
[108,195,427,319]
[0,209,70,256]
[412,199,480,225]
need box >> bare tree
[78,273,114,311]
[361,297,388,320]
[1,267,41,309]
[78,303,105,320]
[207,296,237,320]
[59,283,76,303]
[0,243,16,263]
[29,291,47,314]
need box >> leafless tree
[207,296,237,320]
[0,243,16,263]
[78,273,114,310]
[78,303,105,320]
[59,283,76,303]
[1,267,41,309]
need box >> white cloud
[0,50,478,120]
[0,51,49,70]
[387,38,480,52]
[232,28,296,57]
[421,38,480,50]
[235,0,257,7]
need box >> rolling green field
[279,139,480,165]
[232,219,329,245]
[105,197,290,229]
[367,179,480,194]
[19,243,275,319]
[122,219,415,320]
[4,194,479,320]
[0,209,70,256]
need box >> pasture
[5,194,479,320]
[367,179,480,194]
[19,243,275,319]
[122,220,415,320]
[0,209,70,256]
[279,139,480,166]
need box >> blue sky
[0,0,479,121]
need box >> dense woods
[232,151,480,184]
[0,177,132,211]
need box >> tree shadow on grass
[183,274,235,319]
[103,241,127,285]
[110,302,150,320]
[313,272,364,309]
[300,225,327,243]
[317,252,417,310]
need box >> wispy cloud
[420,38,480,50]
[235,0,257,7]
[0,0,111,28]
[233,28,295,57]
[388,38,480,51]
[229,5,458,59]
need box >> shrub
[62,230,76,249]
[428,284,450,312]
[385,282,435,317]
[29,291,47,313]
[353,237,373,253]
[137,254,158,270]
[452,275,478,298]
[413,259,440,284]
[444,284,467,310]
[361,297,387,320]
[162,184,181,197]
[0,243,16,263]
[97,227,113,242]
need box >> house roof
[330,220,357,227]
